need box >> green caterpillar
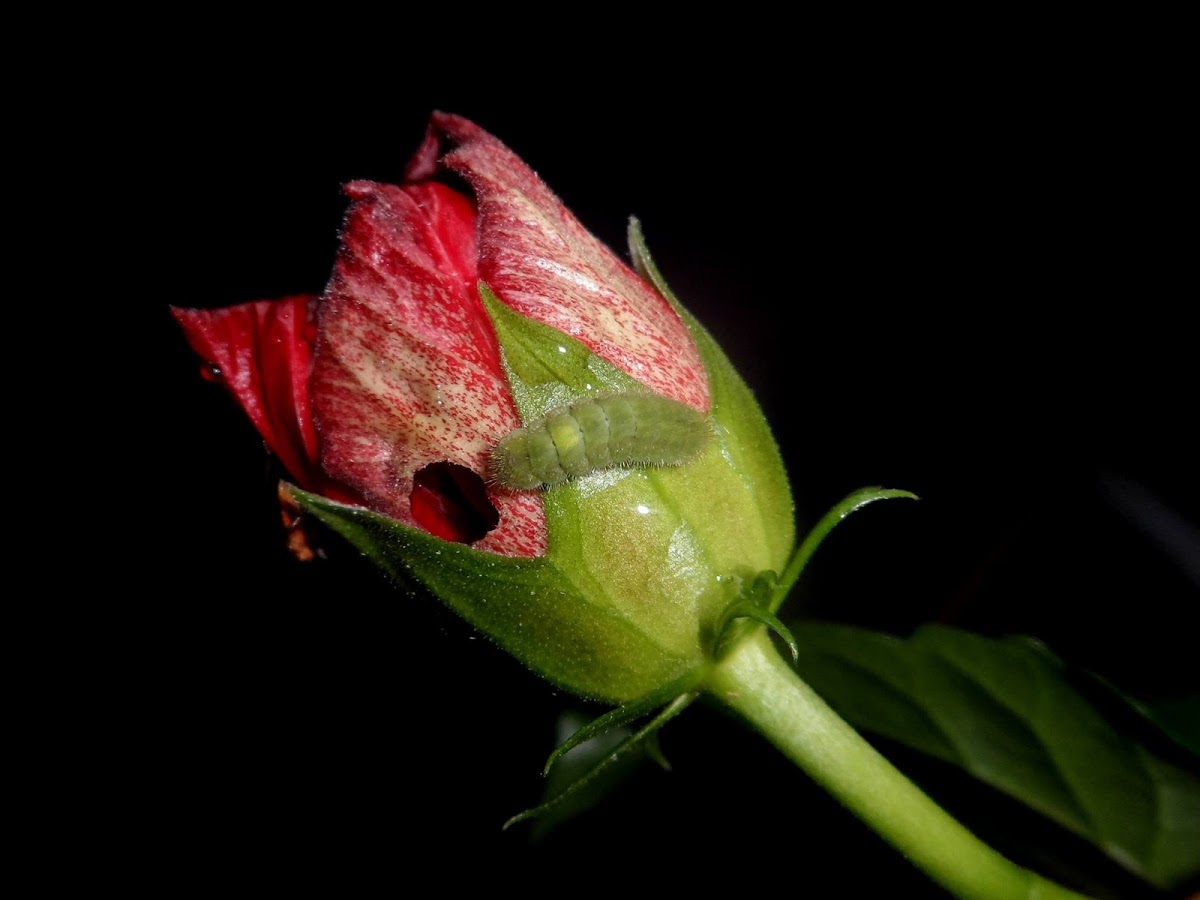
[490,393,711,490]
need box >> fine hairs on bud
[490,392,711,490]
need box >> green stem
[705,633,1093,900]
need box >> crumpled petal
[172,294,353,502]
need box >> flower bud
[174,112,793,703]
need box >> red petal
[172,295,345,496]
[410,462,501,544]
[311,181,547,558]
[423,112,710,412]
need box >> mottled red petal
[422,112,710,412]
[311,181,547,557]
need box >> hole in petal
[410,462,500,545]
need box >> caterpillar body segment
[491,393,711,490]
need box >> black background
[135,54,1195,897]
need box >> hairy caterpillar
[490,393,711,489]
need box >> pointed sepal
[770,487,919,615]
[504,690,699,830]
[541,669,705,777]
[285,484,696,702]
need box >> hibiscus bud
[173,112,793,703]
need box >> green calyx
[290,229,794,704]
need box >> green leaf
[1009,636,1200,762]
[791,622,1200,890]
[1075,667,1200,762]
[1145,695,1200,759]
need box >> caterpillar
[490,393,711,490]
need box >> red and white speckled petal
[311,180,547,557]
[424,112,710,413]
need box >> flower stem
[705,633,1093,900]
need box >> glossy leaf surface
[792,622,1200,890]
